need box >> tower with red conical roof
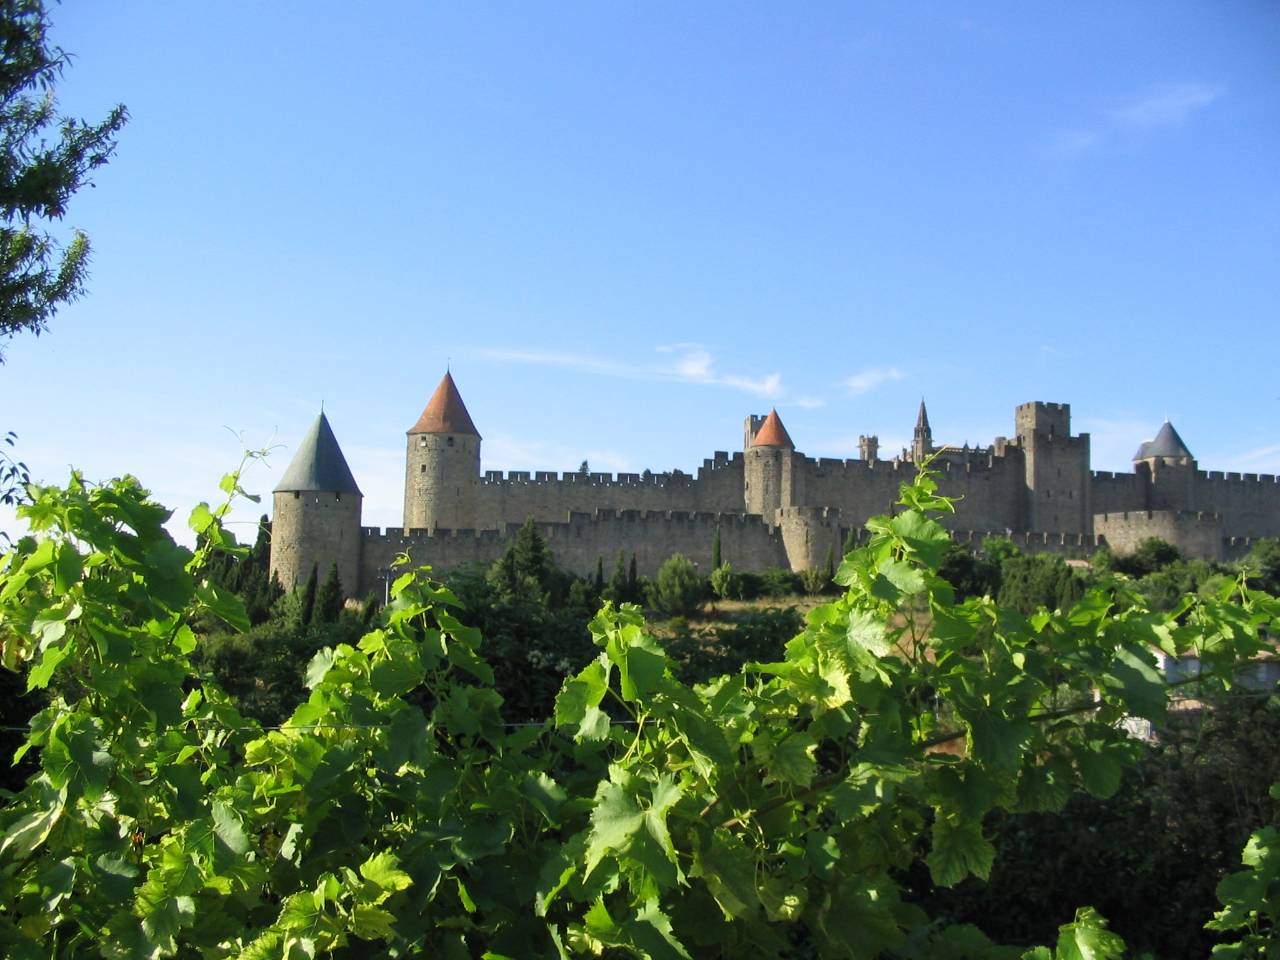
[743,409,799,518]
[404,372,482,530]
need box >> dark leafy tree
[712,523,722,570]
[1243,538,1280,595]
[594,556,604,594]
[938,542,1002,602]
[298,563,318,626]
[602,550,628,606]
[316,562,343,623]
[0,0,128,358]
[998,553,1085,614]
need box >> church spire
[912,398,933,461]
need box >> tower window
[420,438,427,447]
[421,465,426,473]
[293,492,299,499]
[447,436,455,447]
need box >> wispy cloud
[1111,83,1223,129]
[481,344,784,399]
[1224,443,1280,473]
[844,367,905,396]
[794,396,826,410]
[1054,82,1223,155]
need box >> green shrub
[647,552,706,618]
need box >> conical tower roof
[274,412,362,494]
[752,409,794,449]
[409,372,481,437]
[1134,420,1193,461]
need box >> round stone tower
[270,411,363,596]
[744,408,794,519]
[404,371,481,531]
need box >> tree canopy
[0,0,127,358]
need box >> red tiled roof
[408,372,480,436]
[753,409,793,449]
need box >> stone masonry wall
[1194,471,1280,539]
[468,457,745,532]
[357,508,788,590]
[798,452,1026,534]
[270,491,363,595]
[1094,510,1225,561]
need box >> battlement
[479,468,695,487]
[952,528,1101,552]
[777,505,844,522]
[1017,401,1070,414]
[1200,470,1279,484]
[1096,510,1222,524]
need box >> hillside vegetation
[0,465,1277,958]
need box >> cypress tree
[843,528,857,557]
[299,564,318,627]
[595,556,604,593]
[628,555,638,604]
[603,551,627,604]
[825,543,835,582]
[317,562,344,623]
[712,523,722,570]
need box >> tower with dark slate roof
[1134,420,1198,512]
[269,411,364,595]
[404,371,482,531]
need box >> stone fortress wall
[268,374,1280,597]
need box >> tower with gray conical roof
[404,372,481,531]
[1134,419,1197,512]
[269,411,363,595]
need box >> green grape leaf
[768,732,818,787]
[927,818,996,887]
[1052,907,1126,960]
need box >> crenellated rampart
[1193,470,1280,539]
[470,457,745,531]
[1094,509,1225,561]
[356,506,787,592]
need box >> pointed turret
[752,409,794,449]
[912,398,933,461]
[409,371,480,437]
[1134,421,1194,462]
[270,412,364,597]
[404,371,482,530]
[274,412,362,495]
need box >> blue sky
[2,2,1278,544]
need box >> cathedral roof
[274,412,362,495]
[1134,421,1194,461]
[409,372,481,437]
[753,409,794,449]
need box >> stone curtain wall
[356,509,788,591]
[1194,471,1280,539]
[1094,510,1225,562]
[468,459,746,532]
[798,453,1026,534]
